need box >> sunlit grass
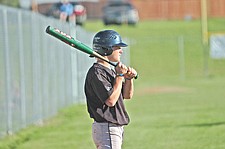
[1,19,225,149]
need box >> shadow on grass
[178,121,225,127]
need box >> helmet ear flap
[99,47,113,56]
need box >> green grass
[1,19,225,149]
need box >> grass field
[1,19,225,149]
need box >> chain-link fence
[0,5,130,138]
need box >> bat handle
[113,62,138,79]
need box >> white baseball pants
[92,121,124,149]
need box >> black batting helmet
[92,30,127,56]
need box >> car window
[103,3,133,12]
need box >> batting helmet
[92,30,127,56]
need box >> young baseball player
[84,30,137,149]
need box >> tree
[0,0,19,7]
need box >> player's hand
[124,67,137,80]
[115,62,127,75]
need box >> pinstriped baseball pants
[92,121,124,149]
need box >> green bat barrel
[46,26,94,56]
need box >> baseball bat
[45,26,138,79]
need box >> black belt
[94,121,123,126]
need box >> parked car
[46,2,87,25]
[102,1,139,25]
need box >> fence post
[178,36,185,80]
[70,27,78,103]
[18,10,27,128]
[31,12,42,125]
[41,19,49,119]
[3,9,13,135]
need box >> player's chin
[111,60,120,63]
[110,57,120,63]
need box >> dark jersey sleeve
[90,68,114,104]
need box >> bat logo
[55,28,72,40]
[108,35,117,39]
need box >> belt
[94,121,123,127]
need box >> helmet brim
[114,42,128,47]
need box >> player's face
[108,46,123,62]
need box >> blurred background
[1,0,225,149]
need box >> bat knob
[46,26,51,33]
[134,74,138,79]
